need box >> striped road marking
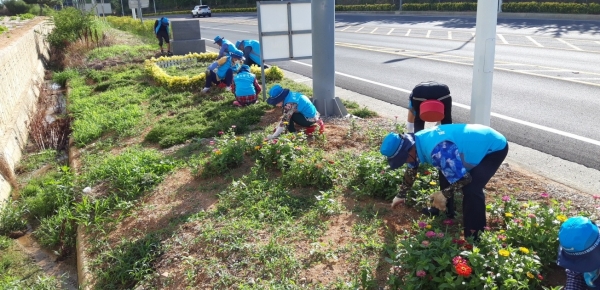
[497,34,508,45]
[526,36,544,47]
[355,27,364,32]
[426,30,432,38]
[405,29,411,36]
[387,28,394,35]
[341,26,350,31]
[370,27,378,34]
[448,31,452,40]
[557,38,582,51]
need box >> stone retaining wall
[0,20,52,204]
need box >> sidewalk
[281,69,600,195]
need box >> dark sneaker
[167,51,173,56]
[422,207,440,216]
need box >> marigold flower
[501,196,510,202]
[556,214,567,222]
[425,225,432,229]
[464,244,473,250]
[416,270,426,277]
[283,121,289,125]
[255,146,261,150]
[540,192,549,198]
[499,249,510,257]
[519,247,530,254]
[425,231,436,238]
[505,213,513,218]
[527,272,534,279]
[429,181,437,186]
[214,150,222,155]
[455,262,472,277]
[498,234,507,241]
[452,238,466,245]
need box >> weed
[351,106,378,118]
[86,44,155,62]
[52,68,79,87]
[14,149,58,175]
[0,235,61,289]
[341,99,360,110]
[0,200,27,235]
[17,13,34,20]
[0,25,7,35]
[200,128,246,177]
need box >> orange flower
[455,262,472,277]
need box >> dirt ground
[0,16,46,50]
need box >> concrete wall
[0,20,52,204]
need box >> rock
[83,186,92,194]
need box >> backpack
[155,17,169,34]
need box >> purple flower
[443,219,454,226]
[218,131,224,135]
[540,192,549,198]
[425,231,436,238]
[436,233,444,238]
[502,196,510,202]
[484,226,491,231]
[528,214,536,218]
[417,221,427,229]
[452,256,465,265]
[416,270,426,277]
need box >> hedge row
[403,2,600,14]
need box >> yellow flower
[215,150,222,155]
[263,142,267,145]
[236,137,242,141]
[519,247,530,254]
[499,249,510,257]
[556,215,568,222]
[527,272,534,279]
[521,203,529,208]
[416,173,420,178]
[505,213,513,218]
[425,225,432,229]
[283,121,289,125]
[429,181,437,186]
[499,230,505,233]
[298,159,304,163]
[255,146,261,150]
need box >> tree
[23,0,61,15]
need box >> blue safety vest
[284,91,317,119]
[243,40,261,64]
[414,124,507,170]
[216,56,233,79]
[234,71,256,96]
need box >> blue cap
[161,17,169,25]
[213,36,224,44]
[557,216,600,273]
[238,64,250,73]
[267,84,289,106]
[235,40,242,49]
[230,50,243,59]
[380,133,415,170]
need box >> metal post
[120,0,124,16]
[100,0,106,19]
[311,0,347,117]
[153,0,157,14]
[257,3,267,101]
[469,0,498,125]
[137,0,143,23]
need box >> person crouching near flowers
[557,216,600,290]
[231,65,261,107]
[380,124,508,239]
[266,84,324,140]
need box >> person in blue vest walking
[380,124,509,239]
[556,216,600,290]
[154,17,172,56]
[202,50,244,94]
[236,40,262,67]
[231,65,262,107]
[266,84,324,139]
[214,35,242,59]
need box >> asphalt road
[167,13,600,170]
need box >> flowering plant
[200,127,246,177]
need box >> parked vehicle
[192,5,211,17]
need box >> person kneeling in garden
[266,84,324,139]
[231,65,261,107]
[202,50,244,94]
[557,216,600,289]
[380,124,508,239]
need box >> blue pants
[205,69,233,87]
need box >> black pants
[156,31,169,47]
[205,69,233,87]
[462,143,509,239]
[287,113,315,133]
[243,47,259,67]
[411,96,453,133]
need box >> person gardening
[231,65,261,107]
[202,50,244,94]
[154,17,172,56]
[380,124,508,239]
[266,84,324,139]
[214,35,242,59]
[406,81,453,133]
[235,39,262,67]
[557,216,600,289]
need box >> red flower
[464,244,473,250]
[424,170,431,175]
[537,274,543,280]
[452,239,466,245]
[455,262,472,277]
[443,219,454,226]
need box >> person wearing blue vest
[557,216,600,290]
[154,17,172,56]
[266,84,324,139]
[231,65,262,107]
[214,36,242,59]
[380,124,509,239]
[235,40,262,67]
[202,50,244,94]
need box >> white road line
[341,26,350,31]
[370,28,378,34]
[289,60,600,147]
[526,36,544,47]
[202,26,252,33]
[557,38,583,51]
[405,29,411,36]
[426,30,432,38]
[448,31,452,40]
[497,34,508,44]
[387,28,394,35]
[355,27,364,32]
[471,32,475,37]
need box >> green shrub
[348,151,404,199]
[403,2,600,14]
[46,7,95,49]
[200,128,246,177]
[351,106,378,118]
[0,25,8,35]
[335,4,396,11]
[52,68,78,86]
[17,12,34,19]
[281,149,337,189]
[34,207,76,248]
[106,15,155,42]
[21,167,75,220]
[3,0,30,15]
[0,200,28,235]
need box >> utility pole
[469,0,498,125]
[153,0,156,14]
[137,0,143,23]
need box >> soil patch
[0,17,46,50]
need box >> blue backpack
[155,17,169,34]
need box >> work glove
[391,196,405,209]
[430,191,447,212]
[584,269,600,287]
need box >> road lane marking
[497,34,508,44]
[341,26,350,31]
[202,26,252,33]
[448,31,452,40]
[370,28,378,34]
[290,59,600,147]
[355,27,364,32]
[426,30,432,38]
[387,28,394,35]
[526,36,544,47]
[557,38,583,51]
[405,29,411,36]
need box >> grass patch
[15,149,58,175]
[0,236,61,289]
[0,25,7,35]
[163,62,212,77]
[17,13,35,20]
[342,99,378,118]
[86,44,156,62]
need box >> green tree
[22,0,61,15]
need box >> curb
[337,11,600,21]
